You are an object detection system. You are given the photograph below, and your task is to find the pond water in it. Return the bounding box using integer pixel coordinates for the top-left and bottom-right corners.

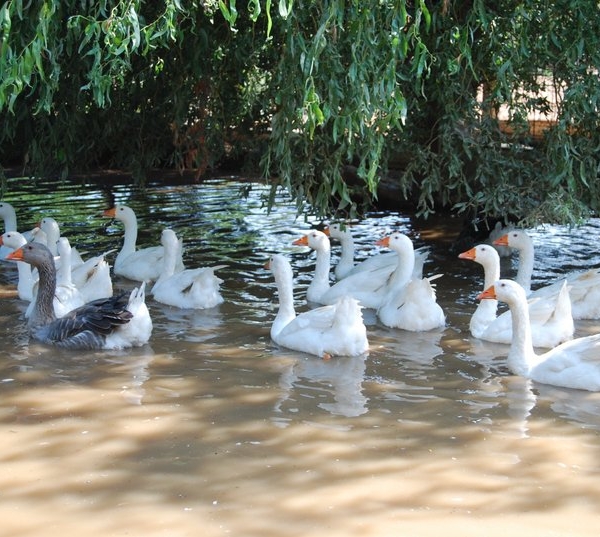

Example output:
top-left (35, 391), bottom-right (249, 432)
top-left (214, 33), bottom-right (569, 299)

top-left (1, 176), bottom-right (600, 537)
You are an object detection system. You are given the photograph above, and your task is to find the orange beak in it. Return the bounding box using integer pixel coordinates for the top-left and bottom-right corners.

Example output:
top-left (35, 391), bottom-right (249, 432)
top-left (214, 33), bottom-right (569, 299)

top-left (493, 234), bottom-right (509, 247)
top-left (103, 207), bottom-right (117, 218)
top-left (322, 227), bottom-right (330, 237)
top-left (292, 235), bottom-right (309, 246)
top-left (264, 259), bottom-right (271, 270)
top-left (477, 285), bottom-right (497, 300)
top-left (458, 247), bottom-right (477, 260)
top-left (375, 236), bottom-right (390, 247)
top-left (0, 236), bottom-right (3, 246)
top-left (6, 246), bottom-right (24, 261)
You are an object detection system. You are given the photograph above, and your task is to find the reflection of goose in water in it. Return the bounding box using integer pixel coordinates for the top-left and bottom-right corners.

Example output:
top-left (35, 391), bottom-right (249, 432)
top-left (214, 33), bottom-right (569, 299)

top-left (151, 301), bottom-right (224, 343)
top-left (377, 327), bottom-right (444, 365)
top-left (1, 342), bottom-right (155, 407)
top-left (464, 337), bottom-right (537, 439)
top-left (462, 352), bottom-right (600, 437)
top-left (450, 374), bottom-right (537, 440)
top-left (503, 376), bottom-right (537, 439)
top-left (115, 350), bottom-right (155, 405)
top-left (535, 383), bottom-right (600, 432)
top-left (464, 337), bottom-right (510, 369)
top-left (272, 353), bottom-right (368, 419)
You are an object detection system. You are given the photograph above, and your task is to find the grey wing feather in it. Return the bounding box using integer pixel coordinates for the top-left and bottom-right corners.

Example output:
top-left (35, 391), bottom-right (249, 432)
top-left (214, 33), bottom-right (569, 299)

top-left (38, 293), bottom-right (133, 347)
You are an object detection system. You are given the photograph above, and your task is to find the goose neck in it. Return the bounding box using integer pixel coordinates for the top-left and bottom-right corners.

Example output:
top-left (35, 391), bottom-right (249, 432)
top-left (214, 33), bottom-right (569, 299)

top-left (389, 246), bottom-right (414, 289)
top-left (506, 293), bottom-right (537, 376)
top-left (2, 211), bottom-right (17, 232)
top-left (30, 259), bottom-right (58, 328)
top-left (57, 249), bottom-right (72, 286)
top-left (337, 235), bottom-right (355, 268)
top-left (15, 261), bottom-right (34, 301)
top-left (120, 217), bottom-right (138, 255)
top-left (272, 269), bottom-right (296, 337)
top-left (313, 244), bottom-right (331, 287)
top-left (160, 243), bottom-right (178, 278)
top-left (481, 257), bottom-right (501, 290)
top-left (515, 242), bottom-right (534, 293)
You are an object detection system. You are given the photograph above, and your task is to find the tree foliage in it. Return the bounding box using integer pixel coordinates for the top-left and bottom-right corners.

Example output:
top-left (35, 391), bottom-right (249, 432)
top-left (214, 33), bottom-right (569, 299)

top-left (404, 0), bottom-right (600, 226)
top-left (0, 0), bottom-right (599, 225)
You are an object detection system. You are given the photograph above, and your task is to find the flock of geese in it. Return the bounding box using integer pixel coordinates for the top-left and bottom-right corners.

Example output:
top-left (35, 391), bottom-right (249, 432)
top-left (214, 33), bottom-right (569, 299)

top-left (2, 200), bottom-right (600, 392)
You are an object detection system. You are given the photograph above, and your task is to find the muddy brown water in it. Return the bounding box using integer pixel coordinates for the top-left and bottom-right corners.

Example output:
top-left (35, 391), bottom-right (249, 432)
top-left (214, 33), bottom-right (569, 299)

top-left (0, 176), bottom-right (599, 536)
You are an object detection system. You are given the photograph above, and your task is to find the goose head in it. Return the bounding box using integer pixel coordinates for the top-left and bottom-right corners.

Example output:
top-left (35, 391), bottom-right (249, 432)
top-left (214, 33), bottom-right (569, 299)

top-left (325, 223), bottom-right (351, 241)
top-left (6, 241), bottom-right (55, 268)
top-left (56, 236), bottom-right (72, 258)
top-left (477, 279), bottom-right (526, 305)
top-left (459, 244), bottom-right (499, 266)
top-left (493, 230), bottom-right (529, 250)
top-left (0, 202), bottom-right (17, 222)
top-left (265, 253), bottom-right (293, 281)
top-left (103, 204), bottom-right (137, 224)
top-left (375, 231), bottom-right (413, 254)
top-left (292, 230), bottom-right (330, 253)
top-left (0, 231), bottom-right (27, 250)
top-left (37, 218), bottom-right (61, 253)
top-left (161, 228), bottom-right (179, 251)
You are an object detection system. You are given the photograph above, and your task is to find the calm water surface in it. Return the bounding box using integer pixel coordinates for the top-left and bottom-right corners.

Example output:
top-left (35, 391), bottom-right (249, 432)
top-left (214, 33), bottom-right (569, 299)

top-left (1, 176), bottom-right (600, 537)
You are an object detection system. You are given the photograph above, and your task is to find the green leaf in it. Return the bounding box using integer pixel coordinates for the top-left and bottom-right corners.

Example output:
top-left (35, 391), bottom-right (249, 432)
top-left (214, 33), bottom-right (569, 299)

top-left (265, 0), bottom-right (273, 38)
top-left (279, 0), bottom-right (293, 19)
top-left (0, 3), bottom-right (11, 37)
top-left (129, 5), bottom-right (141, 49)
top-left (218, 0), bottom-right (238, 27)
top-left (419, 0), bottom-right (431, 31)
top-left (248, 0), bottom-right (261, 22)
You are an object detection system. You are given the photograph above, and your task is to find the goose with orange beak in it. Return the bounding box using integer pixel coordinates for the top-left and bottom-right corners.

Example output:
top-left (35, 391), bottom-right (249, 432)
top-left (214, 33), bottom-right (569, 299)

top-left (477, 279), bottom-right (600, 391)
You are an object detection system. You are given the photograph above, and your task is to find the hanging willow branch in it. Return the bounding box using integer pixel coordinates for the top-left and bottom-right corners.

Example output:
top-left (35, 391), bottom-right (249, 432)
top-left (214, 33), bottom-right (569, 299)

top-left (0, 1), bottom-right (599, 225)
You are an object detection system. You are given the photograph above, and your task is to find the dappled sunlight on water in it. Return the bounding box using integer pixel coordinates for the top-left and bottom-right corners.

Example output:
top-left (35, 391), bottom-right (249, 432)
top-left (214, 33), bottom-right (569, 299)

top-left (0, 177), bottom-right (600, 536)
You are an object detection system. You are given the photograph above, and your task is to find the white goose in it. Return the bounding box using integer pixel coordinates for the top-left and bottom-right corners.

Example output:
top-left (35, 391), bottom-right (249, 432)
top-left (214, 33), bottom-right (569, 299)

top-left (6, 242), bottom-right (152, 350)
top-left (266, 253), bottom-right (368, 359)
top-left (56, 237), bottom-right (113, 304)
top-left (459, 244), bottom-right (574, 347)
top-left (55, 237), bottom-right (86, 308)
top-left (25, 237), bottom-right (86, 318)
top-left (494, 229), bottom-right (600, 319)
top-left (292, 230), bottom-right (394, 308)
top-left (0, 201), bottom-right (33, 258)
top-left (487, 220), bottom-right (514, 257)
top-left (103, 205), bottom-right (184, 282)
top-left (151, 229), bottom-right (225, 309)
top-left (376, 232), bottom-right (445, 331)
top-left (0, 231), bottom-right (35, 300)
top-left (38, 217), bottom-right (84, 266)
top-left (325, 223), bottom-right (429, 280)
top-left (3, 232), bottom-right (107, 319)
top-left (70, 251), bottom-right (114, 303)
top-left (0, 201), bottom-right (19, 234)
top-left (39, 217), bottom-right (113, 300)
top-left (478, 279), bottom-right (600, 391)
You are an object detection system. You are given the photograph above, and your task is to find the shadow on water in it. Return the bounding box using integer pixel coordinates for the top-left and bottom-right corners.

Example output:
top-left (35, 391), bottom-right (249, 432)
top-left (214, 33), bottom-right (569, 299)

top-left (0, 177), bottom-right (600, 536)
